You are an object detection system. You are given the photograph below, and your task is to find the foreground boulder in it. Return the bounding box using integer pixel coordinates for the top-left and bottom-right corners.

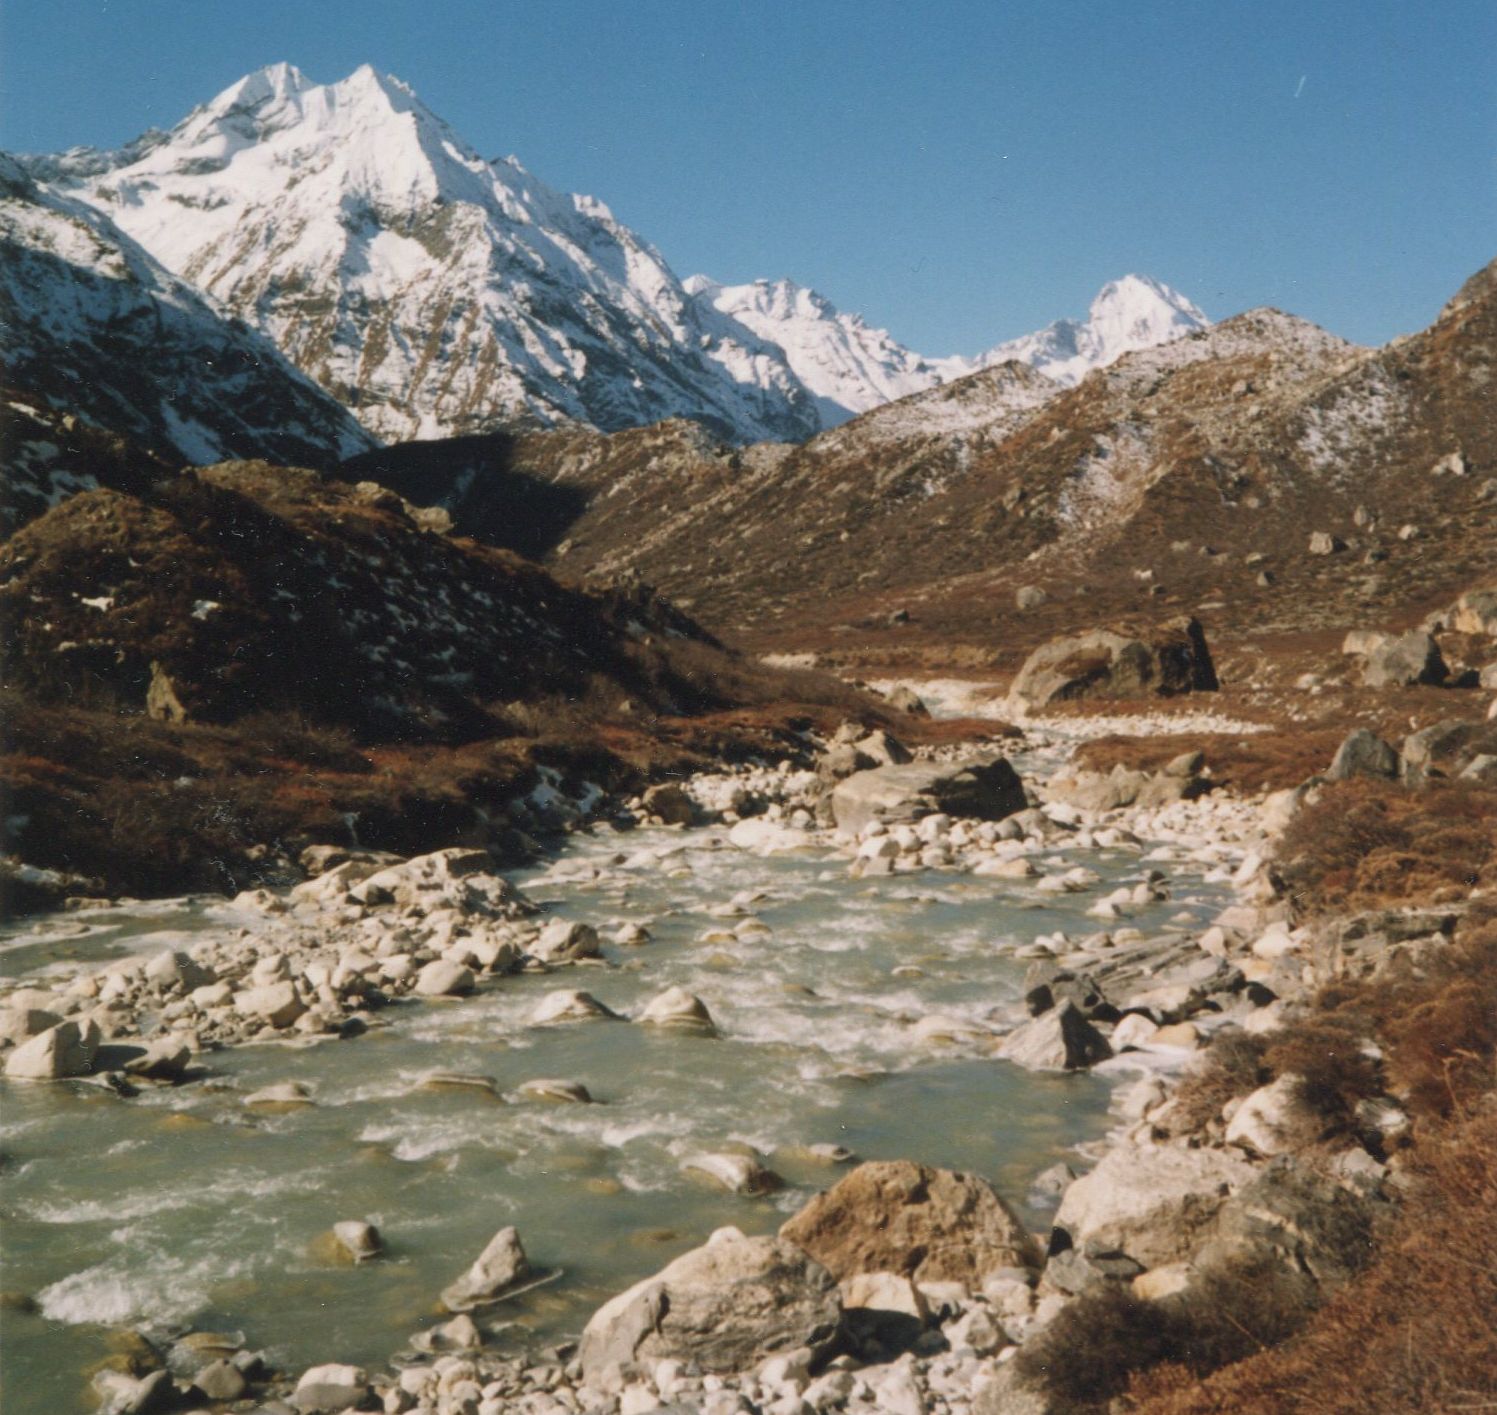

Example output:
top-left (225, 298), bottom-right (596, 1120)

top-left (779, 1160), bottom-right (1041, 1286)
top-left (1052, 1144), bottom-right (1257, 1269)
top-left (4, 1018), bottom-right (100, 1079)
top-left (831, 757), bottom-right (1027, 836)
top-left (1008, 616), bottom-right (1217, 711)
top-left (578, 1227), bottom-right (840, 1381)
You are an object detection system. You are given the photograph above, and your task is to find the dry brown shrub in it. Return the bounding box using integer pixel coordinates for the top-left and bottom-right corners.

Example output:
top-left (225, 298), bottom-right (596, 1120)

top-left (1158, 1029), bottom-right (1270, 1140)
top-left (1277, 777), bottom-right (1497, 916)
top-left (1262, 1017), bottom-right (1383, 1138)
top-left (1016, 1251), bottom-right (1317, 1412)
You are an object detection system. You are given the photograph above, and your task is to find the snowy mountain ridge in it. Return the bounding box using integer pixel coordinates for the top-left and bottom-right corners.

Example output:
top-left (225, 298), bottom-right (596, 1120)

top-left (0, 149), bottom-right (375, 477)
top-left (22, 63), bottom-right (1210, 444)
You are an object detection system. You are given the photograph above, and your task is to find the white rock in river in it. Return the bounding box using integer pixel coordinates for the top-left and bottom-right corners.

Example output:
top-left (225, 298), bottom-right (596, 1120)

top-left (414, 959), bottom-right (476, 997)
top-left (638, 986), bottom-right (717, 1033)
top-left (441, 1225), bottom-right (531, 1310)
top-left (332, 1220), bottom-right (383, 1262)
top-left (4, 1018), bottom-right (100, 1079)
top-left (518, 1077), bottom-right (594, 1104)
top-left (529, 990), bottom-right (618, 1025)
top-left (531, 919), bottom-right (601, 962)
top-left (681, 1151), bottom-right (783, 1195)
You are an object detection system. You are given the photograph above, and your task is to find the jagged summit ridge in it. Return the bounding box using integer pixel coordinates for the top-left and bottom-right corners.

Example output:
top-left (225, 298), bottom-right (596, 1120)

top-left (27, 64), bottom-right (822, 445)
top-left (687, 269), bottom-right (1210, 428)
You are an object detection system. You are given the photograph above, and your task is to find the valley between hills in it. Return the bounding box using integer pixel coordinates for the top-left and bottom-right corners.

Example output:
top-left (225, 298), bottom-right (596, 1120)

top-left (1, 61), bottom-right (1495, 1415)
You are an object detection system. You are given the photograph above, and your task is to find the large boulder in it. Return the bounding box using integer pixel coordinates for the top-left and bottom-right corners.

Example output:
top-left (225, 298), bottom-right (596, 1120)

top-left (1363, 631), bottom-right (1447, 688)
top-left (1008, 617), bottom-right (1217, 711)
top-left (779, 1160), bottom-right (1041, 1286)
top-left (998, 1002), bottom-right (1113, 1072)
top-left (1326, 729), bottom-right (1400, 781)
top-left (441, 1226), bottom-right (531, 1311)
top-left (831, 757), bottom-right (1026, 836)
top-left (4, 1018), bottom-right (100, 1079)
top-left (578, 1227), bottom-right (840, 1381)
top-left (1052, 1144), bottom-right (1257, 1268)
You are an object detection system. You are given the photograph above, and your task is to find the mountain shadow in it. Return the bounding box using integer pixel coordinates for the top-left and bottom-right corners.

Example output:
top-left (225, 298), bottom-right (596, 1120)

top-left (340, 432), bottom-right (592, 559)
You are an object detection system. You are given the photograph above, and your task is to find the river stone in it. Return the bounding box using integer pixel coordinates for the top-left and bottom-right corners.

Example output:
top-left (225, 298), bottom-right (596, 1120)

top-left (4, 1018), bottom-right (100, 1079)
top-left (518, 1077), bottom-right (593, 1104)
top-left (442, 1225), bottom-right (531, 1310)
top-left (642, 783), bottom-right (697, 825)
top-left (244, 1081), bottom-right (313, 1108)
top-left (192, 1358), bottom-right (247, 1401)
top-left (1326, 729), bottom-right (1400, 781)
top-left (997, 1002), bottom-right (1112, 1071)
top-left (831, 757), bottom-right (1027, 836)
top-left (1223, 1075), bottom-right (1313, 1157)
top-left (529, 990), bottom-right (618, 1025)
top-left (681, 1151), bottom-right (783, 1195)
top-left (531, 919), bottom-right (602, 963)
top-left (143, 949), bottom-right (214, 993)
top-left (579, 1227), bottom-right (841, 1380)
top-left (293, 1362), bottom-right (369, 1412)
top-left (1363, 631), bottom-right (1447, 688)
top-left (1007, 616), bottom-right (1218, 710)
top-left (1052, 1143), bottom-right (1257, 1268)
top-left (332, 1220), bottom-right (383, 1262)
top-left (414, 959), bottom-right (476, 996)
top-left (638, 986), bottom-right (716, 1033)
top-left (236, 981), bottom-right (307, 1028)
top-left (779, 1160), bottom-right (1041, 1286)
top-left (121, 1036), bottom-right (191, 1082)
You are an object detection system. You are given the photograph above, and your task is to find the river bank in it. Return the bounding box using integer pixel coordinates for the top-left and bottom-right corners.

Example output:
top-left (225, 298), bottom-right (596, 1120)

top-left (0, 704), bottom-right (1482, 1414)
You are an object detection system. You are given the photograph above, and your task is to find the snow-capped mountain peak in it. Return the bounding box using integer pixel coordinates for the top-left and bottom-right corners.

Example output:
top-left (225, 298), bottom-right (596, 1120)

top-left (963, 274), bottom-right (1210, 387)
top-left (27, 65), bottom-right (820, 444)
top-left (687, 275), bottom-right (939, 427)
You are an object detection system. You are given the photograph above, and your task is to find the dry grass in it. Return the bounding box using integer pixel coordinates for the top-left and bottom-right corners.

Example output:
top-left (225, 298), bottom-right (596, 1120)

top-left (1277, 778), bottom-right (1497, 917)
top-left (1015, 1251), bottom-right (1318, 1412)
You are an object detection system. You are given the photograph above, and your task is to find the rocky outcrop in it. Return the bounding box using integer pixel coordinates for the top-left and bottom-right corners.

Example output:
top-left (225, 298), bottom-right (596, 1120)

top-left (1326, 728), bottom-right (1400, 781)
top-left (1363, 631), bottom-right (1447, 688)
top-left (578, 1227), bottom-right (841, 1380)
top-left (779, 1160), bottom-right (1041, 1286)
top-left (1007, 617), bottom-right (1218, 711)
top-left (1051, 1144), bottom-right (1258, 1269)
top-left (830, 757), bottom-right (1027, 835)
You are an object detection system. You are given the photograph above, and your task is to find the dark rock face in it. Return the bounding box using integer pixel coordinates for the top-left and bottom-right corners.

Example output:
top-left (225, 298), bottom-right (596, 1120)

top-left (829, 757), bottom-right (1027, 835)
top-left (778, 1160), bottom-right (1041, 1287)
top-left (1008, 617), bottom-right (1218, 710)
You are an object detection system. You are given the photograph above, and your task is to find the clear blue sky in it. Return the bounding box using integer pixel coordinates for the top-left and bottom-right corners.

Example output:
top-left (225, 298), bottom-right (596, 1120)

top-left (2, 1), bottom-right (1492, 352)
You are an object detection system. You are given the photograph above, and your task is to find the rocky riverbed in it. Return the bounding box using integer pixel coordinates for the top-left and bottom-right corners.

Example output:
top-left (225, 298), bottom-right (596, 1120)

top-left (2, 707), bottom-right (1424, 1415)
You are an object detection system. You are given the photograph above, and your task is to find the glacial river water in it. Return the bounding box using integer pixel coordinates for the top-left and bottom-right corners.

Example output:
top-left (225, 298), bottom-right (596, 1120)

top-left (0, 807), bottom-right (1232, 1414)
